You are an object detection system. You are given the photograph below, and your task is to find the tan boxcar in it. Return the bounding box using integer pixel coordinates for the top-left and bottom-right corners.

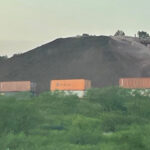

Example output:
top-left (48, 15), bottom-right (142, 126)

top-left (0, 81), bottom-right (33, 92)
top-left (119, 78), bottom-right (150, 89)
top-left (50, 79), bottom-right (91, 91)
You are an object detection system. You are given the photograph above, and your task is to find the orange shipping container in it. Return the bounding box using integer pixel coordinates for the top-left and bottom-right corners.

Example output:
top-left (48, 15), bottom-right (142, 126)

top-left (50, 79), bottom-right (91, 91)
top-left (119, 78), bottom-right (150, 89)
top-left (0, 81), bottom-right (33, 92)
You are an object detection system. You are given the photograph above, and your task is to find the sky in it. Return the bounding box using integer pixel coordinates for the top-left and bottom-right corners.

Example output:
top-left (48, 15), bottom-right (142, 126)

top-left (0, 0), bottom-right (150, 56)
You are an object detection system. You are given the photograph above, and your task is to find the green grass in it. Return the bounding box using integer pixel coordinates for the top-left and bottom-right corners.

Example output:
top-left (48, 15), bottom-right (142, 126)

top-left (0, 87), bottom-right (150, 150)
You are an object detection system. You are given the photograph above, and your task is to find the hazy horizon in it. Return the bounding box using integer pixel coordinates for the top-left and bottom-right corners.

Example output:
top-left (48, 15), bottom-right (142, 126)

top-left (0, 0), bottom-right (150, 56)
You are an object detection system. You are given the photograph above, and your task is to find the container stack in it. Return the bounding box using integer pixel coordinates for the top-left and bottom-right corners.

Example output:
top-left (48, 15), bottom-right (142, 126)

top-left (0, 81), bottom-right (36, 95)
top-left (119, 78), bottom-right (150, 89)
top-left (50, 79), bottom-right (91, 97)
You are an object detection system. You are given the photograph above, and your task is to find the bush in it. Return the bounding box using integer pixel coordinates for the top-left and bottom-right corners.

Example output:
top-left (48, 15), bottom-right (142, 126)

top-left (0, 98), bottom-right (41, 134)
top-left (0, 55), bottom-right (8, 62)
top-left (1, 87), bottom-right (150, 149)
top-left (68, 115), bottom-right (102, 145)
top-left (138, 31), bottom-right (150, 39)
top-left (114, 30), bottom-right (125, 36)
top-left (86, 87), bottom-right (127, 112)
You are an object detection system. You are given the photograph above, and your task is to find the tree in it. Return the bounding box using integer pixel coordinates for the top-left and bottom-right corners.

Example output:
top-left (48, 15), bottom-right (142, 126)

top-left (114, 30), bottom-right (125, 36)
top-left (138, 31), bottom-right (150, 39)
top-left (0, 55), bottom-right (8, 62)
top-left (82, 33), bottom-right (90, 37)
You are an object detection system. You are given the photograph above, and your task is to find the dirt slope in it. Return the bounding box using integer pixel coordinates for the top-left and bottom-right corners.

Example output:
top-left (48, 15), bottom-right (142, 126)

top-left (0, 35), bottom-right (150, 92)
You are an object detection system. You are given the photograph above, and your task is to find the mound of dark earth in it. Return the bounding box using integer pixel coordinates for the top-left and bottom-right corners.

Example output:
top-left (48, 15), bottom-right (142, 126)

top-left (0, 36), bottom-right (150, 92)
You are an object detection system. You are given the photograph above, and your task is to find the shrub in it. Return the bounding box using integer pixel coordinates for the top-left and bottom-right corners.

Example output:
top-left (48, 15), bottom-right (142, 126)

top-left (68, 115), bottom-right (102, 145)
top-left (0, 98), bottom-right (41, 134)
top-left (86, 87), bottom-right (127, 112)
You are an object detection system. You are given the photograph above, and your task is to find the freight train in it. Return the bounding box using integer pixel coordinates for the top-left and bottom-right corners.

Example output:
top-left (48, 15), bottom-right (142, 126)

top-left (0, 79), bottom-right (91, 97)
top-left (1, 78), bottom-right (150, 97)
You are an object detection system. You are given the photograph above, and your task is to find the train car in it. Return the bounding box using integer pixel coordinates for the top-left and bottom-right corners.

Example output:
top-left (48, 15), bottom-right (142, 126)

top-left (0, 81), bottom-right (36, 93)
top-left (119, 78), bottom-right (150, 89)
top-left (50, 79), bottom-right (91, 97)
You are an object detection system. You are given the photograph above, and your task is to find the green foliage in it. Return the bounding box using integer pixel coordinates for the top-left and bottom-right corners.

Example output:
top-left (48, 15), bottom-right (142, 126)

top-left (68, 115), bottom-right (101, 145)
top-left (86, 87), bottom-right (127, 111)
top-left (0, 55), bottom-right (8, 62)
top-left (138, 31), bottom-right (150, 39)
top-left (0, 97), bottom-right (41, 134)
top-left (114, 30), bottom-right (125, 36)
top-left (0, 87), bottom-right (150, 149)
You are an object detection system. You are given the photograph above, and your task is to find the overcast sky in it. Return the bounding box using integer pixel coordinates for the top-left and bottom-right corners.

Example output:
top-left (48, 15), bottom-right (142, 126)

top-left (0, 0), bottom-right (150, 56)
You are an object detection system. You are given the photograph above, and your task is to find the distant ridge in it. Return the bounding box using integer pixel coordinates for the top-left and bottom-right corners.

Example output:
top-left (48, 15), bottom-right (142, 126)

top-left (0, 35), bottom-right (150, 92)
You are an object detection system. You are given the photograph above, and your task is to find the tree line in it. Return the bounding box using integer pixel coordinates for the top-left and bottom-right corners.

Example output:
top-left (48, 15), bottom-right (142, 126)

top-left (114, 30), bottom-right (150, 39)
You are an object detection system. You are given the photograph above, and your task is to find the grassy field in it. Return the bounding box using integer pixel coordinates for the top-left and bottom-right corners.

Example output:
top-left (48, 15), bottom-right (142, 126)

top-left (0, 87), bottom-right (150, 150)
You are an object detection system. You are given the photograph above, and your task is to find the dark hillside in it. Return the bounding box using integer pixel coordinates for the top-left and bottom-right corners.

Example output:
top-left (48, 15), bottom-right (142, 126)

top-left (0, 36), bottom-right (150, 92)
